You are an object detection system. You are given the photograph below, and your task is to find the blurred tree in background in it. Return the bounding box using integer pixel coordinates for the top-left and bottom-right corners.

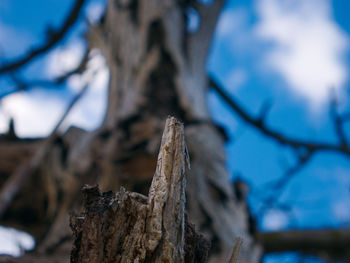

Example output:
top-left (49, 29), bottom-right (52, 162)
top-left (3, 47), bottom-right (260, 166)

top-left (0, 0), bottom-right (350, 262)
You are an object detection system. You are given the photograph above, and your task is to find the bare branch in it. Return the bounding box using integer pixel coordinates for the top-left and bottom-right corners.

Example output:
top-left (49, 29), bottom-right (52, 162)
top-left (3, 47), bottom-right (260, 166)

top-left (209, 75), bottom-right (350, 156)
top-left (1, 49), bottom-right (89, 100)
top-left (330, 91), bottom-right (349, 147)
top-left (0, 0), bottom-right (87, 74)
top-left (269, 148), bottom-right (313, 191)
top-left (257, 150), bottom-right (313, 213)
top-left (187, 0), bottom-right (226, 70)
top-left (0, 83), bottom-right (89, 217)
top-left (259, 229), bottom-right (350, 262)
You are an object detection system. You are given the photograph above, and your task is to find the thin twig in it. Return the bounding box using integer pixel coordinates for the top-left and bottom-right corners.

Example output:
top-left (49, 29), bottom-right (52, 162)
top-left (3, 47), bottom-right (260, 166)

top-left (209, 75), bottom-right (350, 156)
top-left (3, 49), bottom-right (89, 99)
top-left (259, 229), bottom-right (350, 262)
top-left (330, 91), bottom-right (349, 147)
top-left (1, 48), bottom-right (89, 102)
top-left (257, 150), bottom-right (313, 213)
top-left (0, 0), bottom-right (87, 74)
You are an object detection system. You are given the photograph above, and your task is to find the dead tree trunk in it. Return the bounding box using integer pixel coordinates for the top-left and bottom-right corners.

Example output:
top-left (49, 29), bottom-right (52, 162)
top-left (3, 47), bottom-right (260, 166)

top-left (70, 117), bottom-right (210, 263)
top-left (93, 1), bottom-right (261, 261)
top-left (0, 1), bottom-right (261, 262)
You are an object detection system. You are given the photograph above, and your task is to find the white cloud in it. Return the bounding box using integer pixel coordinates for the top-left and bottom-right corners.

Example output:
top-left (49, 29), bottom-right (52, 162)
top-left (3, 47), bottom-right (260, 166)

top-left (0, 50), bottom-right (109, 137)
top-left (67, 49), bottom-right (107, 92)
top-left (262, 209), bottom-right (289, 230)
top-left (1, 89), bottom-right (66, 137)
top-left (0, 226), bottom-right (35, 257)
top-left (255, 0), bottom-right (349, 109)
top-left (0, 104), bottom-right (10, 133)
top-left (86, 2), bottom-right (105, 25)
top-left (62, 51), bottom-right (109, 131)
top-left (46, 40), bottom-right (86, 78)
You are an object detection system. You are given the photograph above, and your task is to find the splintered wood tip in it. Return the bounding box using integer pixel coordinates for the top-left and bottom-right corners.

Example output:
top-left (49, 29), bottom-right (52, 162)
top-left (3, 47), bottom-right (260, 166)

top-left (229, 237), bottom-right (244, 263)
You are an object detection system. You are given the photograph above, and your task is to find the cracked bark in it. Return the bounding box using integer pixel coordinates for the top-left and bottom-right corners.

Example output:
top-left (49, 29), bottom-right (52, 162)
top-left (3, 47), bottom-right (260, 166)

top-left (70, 117), bottom-right (209, 263)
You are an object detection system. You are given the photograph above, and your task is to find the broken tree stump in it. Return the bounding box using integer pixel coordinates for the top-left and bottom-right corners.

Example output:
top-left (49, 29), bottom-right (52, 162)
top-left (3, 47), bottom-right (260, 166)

top-left (70, 117), bottom-right (210, 263)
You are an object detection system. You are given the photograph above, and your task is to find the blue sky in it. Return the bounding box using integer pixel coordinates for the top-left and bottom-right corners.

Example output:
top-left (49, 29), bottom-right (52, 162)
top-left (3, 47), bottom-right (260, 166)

top-left (0, 0), bottom-right (350, 261)
top-left (0, 0), bottom-right (108, 135)
top-left (208, 0), bottom-right (350, 230)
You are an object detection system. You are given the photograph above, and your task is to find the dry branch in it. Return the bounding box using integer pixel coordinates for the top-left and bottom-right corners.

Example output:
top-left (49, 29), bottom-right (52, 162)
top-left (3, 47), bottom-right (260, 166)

top-left (209, 75), bottom-right (350, 157)
top-left (3, 49), bottom-right (89, 98)
top-left (259, 229), bottom-right (350, 262)
top-left (0, 84), bottom-right (89, 217)
top-left (0, 0), bottom-right (87, 74)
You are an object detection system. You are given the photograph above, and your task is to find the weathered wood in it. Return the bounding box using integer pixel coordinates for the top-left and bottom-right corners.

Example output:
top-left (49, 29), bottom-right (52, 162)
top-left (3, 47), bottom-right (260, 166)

top-left (94, 1), bottom-right (261, 261)
top-left (0, 139), bottom-right (41, 178)
top-left (70, 117), bottom-right (209, 263)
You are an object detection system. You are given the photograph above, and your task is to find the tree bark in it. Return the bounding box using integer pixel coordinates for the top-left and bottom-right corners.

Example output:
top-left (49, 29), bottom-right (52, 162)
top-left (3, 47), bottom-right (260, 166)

top-left (70, 117), bottom-right (210, 263)
top-left (92, 1), bottom-right (261, 261)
